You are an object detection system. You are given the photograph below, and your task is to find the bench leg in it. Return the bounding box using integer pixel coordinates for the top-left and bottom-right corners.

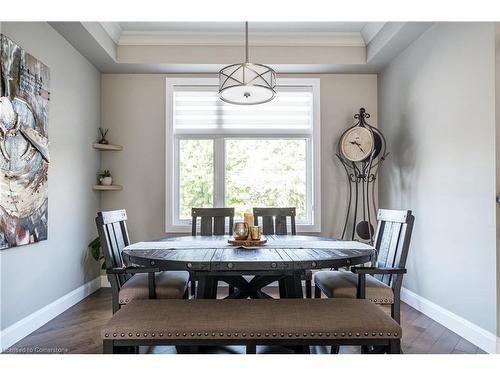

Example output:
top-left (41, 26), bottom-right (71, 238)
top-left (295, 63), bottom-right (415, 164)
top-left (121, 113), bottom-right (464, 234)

top-left (330, 345), bottom-right (340, 354)
top-left (246, 344), bottom-right (256, 354)
top-left (389, 339), bottom-right (401, 354)
top-left (103, 340), bottom-right (114, 354)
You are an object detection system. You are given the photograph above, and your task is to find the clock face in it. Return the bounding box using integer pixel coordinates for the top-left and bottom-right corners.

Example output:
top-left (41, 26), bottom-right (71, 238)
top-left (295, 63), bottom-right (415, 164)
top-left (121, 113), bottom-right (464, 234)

top-left (340, 127), bottom-right (374, 162)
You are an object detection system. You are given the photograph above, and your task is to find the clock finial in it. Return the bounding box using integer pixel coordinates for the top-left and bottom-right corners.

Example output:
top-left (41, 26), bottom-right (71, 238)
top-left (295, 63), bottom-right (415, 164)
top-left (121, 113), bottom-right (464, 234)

top-left (354, 107), bottom-right (370, 126)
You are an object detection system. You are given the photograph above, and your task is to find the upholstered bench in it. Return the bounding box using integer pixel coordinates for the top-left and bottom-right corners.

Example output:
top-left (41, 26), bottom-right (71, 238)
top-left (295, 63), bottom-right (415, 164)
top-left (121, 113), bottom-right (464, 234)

top-left (101, 298), bottom-right (402, 354)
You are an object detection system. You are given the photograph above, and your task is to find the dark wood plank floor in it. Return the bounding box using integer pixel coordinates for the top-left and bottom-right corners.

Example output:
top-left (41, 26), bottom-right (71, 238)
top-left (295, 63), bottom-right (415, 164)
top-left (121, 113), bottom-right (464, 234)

top-left (5, 287), bottom-right (485, 354)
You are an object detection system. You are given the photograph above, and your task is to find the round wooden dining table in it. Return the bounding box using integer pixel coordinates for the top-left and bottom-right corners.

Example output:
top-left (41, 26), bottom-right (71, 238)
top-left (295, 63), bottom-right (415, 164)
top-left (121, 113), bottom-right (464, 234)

top-left (123, 235), bottom-right (375, 299)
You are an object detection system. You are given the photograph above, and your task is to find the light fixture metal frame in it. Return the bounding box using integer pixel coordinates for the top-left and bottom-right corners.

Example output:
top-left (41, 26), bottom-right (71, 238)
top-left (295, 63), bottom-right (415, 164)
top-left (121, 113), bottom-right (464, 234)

top-left (218, 22), bottom-right (276, 105)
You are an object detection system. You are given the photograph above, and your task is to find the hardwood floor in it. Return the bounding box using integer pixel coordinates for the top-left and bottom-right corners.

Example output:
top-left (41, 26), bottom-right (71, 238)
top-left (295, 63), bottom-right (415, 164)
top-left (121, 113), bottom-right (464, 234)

top-left (4, 288), bottom-right (485, 354)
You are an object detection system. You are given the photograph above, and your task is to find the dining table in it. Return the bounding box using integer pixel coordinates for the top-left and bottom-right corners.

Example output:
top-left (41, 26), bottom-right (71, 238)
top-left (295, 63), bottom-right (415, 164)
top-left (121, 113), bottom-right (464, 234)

top-left (122, 235), bottom-right (375, 300)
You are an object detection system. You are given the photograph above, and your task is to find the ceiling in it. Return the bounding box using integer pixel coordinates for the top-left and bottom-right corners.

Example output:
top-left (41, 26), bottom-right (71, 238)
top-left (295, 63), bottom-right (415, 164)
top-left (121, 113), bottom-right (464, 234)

top-left (50, 22), bottom-right (434, 74)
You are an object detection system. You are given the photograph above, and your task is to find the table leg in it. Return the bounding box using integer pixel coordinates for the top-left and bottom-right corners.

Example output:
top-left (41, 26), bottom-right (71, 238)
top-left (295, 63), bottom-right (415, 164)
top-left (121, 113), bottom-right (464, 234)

top-left (196, 276), bottom-right (218, 299)
top-left (282, 273), bottom-right (304, 299)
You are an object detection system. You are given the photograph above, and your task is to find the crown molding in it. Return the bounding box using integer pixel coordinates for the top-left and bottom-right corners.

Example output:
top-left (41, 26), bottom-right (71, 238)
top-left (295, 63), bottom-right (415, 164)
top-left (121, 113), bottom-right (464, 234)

top-left (100, 22), bottom-right (122, 44)
top-left (361, 22), bottom-right (386, 44)
top-left (117, 30), bottom-right (366, 47)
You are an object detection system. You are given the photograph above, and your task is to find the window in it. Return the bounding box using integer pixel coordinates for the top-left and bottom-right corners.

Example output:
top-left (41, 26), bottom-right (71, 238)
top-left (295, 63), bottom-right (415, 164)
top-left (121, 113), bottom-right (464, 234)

top-left (166, 77), bottom-right (321, 232)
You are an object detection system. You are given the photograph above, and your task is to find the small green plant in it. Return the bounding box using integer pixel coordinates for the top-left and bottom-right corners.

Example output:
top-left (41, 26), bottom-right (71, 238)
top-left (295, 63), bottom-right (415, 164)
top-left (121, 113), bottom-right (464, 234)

top-left (97, 170), bottom-right (112, 178)
top-left (88, 237), bottom-right (106, 269)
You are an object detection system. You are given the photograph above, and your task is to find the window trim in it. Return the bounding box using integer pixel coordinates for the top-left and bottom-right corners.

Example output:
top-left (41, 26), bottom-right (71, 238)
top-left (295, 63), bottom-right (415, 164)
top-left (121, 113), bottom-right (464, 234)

top-left (165, 77), bottom-right (321, 233)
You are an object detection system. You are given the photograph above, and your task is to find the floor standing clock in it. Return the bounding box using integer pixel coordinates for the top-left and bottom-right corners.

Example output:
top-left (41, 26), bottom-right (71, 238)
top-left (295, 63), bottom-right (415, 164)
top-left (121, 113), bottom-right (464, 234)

top-left (337, 108), bottom-right (388, 243)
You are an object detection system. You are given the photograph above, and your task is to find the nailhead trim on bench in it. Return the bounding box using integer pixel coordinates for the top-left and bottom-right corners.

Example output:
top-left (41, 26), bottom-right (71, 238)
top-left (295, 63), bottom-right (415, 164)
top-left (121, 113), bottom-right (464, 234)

top-left (103, 331), bottom-right (400, 338)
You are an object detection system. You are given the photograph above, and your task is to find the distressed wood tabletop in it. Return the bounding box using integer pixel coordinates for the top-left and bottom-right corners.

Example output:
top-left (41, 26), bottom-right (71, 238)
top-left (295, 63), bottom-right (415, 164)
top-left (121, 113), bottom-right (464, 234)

top-left (123, 235), bottom-right (375, 273)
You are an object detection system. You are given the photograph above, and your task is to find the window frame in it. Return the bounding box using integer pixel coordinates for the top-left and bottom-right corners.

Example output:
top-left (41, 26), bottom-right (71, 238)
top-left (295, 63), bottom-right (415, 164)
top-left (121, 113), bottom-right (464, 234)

top-left (166, 77), bottom-right (321, 233)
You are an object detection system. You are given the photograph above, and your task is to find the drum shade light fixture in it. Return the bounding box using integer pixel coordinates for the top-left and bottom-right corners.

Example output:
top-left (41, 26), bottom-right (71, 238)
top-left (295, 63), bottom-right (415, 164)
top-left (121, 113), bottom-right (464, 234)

top-left (218, 22), bottom-right (276, 105)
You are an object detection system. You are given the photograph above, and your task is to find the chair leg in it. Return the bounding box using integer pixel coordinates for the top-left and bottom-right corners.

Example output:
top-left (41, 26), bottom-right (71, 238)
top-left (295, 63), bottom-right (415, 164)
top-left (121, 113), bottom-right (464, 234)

top-left (305, 279), bottom-right (312, 298)
top-left (314, 285), bottom-right (322, 298)
top-left (112, 295), bottom-right (120, 314)
top-left (391, 303), bottom-right (401, 324)
top-left (330, 345), bottom-right (340, 354)
top-left (190, 280), bottom-right (196, 298)
top-left (278, 279), bottom-right (286, 298)
top-left (176, 345), bottom-right (195, 354)
top-left (361, 345), bottom-right (372, 354)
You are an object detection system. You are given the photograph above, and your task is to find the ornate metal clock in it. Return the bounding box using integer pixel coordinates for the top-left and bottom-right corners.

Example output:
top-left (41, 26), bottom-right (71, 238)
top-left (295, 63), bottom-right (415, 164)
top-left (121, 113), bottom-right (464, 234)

top-left (337, 108), bottom-right (388, 243)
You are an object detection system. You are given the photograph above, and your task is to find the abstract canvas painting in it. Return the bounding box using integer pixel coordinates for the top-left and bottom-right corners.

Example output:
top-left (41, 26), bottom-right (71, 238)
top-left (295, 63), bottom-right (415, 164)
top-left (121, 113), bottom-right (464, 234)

top-left (0, 34), bottom-right (50, 249)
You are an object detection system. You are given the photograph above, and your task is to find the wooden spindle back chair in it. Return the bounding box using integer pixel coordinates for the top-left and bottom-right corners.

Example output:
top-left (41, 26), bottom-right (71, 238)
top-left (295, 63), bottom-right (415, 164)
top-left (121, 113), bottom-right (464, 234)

top-left (252, 207), bottom-right (296, 235)
top-left (191, 208), bottom-right (235, 236)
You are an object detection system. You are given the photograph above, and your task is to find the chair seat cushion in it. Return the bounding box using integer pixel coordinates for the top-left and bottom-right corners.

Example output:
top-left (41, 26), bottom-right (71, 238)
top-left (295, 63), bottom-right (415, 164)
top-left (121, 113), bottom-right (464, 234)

top-left (314, 270), bottom-right (394, 304)
top-left (119, 271), bottom-right (189, 304)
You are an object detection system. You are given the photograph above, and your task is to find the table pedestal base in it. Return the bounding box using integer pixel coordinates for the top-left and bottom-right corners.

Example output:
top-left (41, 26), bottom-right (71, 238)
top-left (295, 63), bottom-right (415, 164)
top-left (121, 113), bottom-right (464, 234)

top-left (196, 273), bottom-right (304, 299)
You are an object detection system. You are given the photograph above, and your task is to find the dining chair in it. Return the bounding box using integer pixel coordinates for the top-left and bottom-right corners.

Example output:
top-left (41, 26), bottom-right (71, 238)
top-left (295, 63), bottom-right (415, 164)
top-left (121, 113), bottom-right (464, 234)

top-left (252, 207), bottom-right (313, 298)
top-left (253, 207), bottom-right (296, 235)
top-left (314, 209), bottom-right (415, 324)
top-left (96, 209), bottom-right (190, 314)
top-left (191, 207), bottom-right (235, 297)
top-left (191, 207), bottom-right (235, 236)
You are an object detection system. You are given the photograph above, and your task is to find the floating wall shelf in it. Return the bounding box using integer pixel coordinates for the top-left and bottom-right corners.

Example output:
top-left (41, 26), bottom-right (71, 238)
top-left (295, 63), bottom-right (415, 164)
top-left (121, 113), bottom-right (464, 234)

top-left (93, 185), bottom-right (123, 191)
top-left (93, 141), bottom-right (123, 191)
top-left (93, 143), bottom-right (123, 151)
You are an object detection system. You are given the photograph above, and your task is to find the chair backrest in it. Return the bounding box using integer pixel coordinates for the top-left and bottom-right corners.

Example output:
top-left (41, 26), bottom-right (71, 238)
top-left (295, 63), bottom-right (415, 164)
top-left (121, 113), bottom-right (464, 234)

top-left (95, 209), bottom-right (131, 289)
top-left (191, 208), bottom-right (235, 236)
top-left (373, 209), bottom-right (415, 288)
top-left (253, 207), bottom-right (297, 235)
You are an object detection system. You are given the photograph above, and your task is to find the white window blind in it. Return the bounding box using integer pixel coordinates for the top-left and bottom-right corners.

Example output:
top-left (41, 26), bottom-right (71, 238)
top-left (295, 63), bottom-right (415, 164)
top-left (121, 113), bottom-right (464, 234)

top-left (173, 87), bottom-right (313, 133)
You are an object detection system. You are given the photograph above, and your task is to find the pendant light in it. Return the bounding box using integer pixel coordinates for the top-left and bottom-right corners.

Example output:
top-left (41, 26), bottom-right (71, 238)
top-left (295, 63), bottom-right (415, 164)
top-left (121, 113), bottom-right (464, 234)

top-left (218, 22), bottom-right (276, 105)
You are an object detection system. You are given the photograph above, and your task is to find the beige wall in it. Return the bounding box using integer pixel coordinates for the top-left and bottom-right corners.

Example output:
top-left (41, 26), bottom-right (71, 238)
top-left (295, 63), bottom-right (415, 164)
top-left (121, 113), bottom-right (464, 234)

top-left (379, 23), bottom-right (497, 338)
top-left (0, 23), bottom-right (101, 331)
top-left (117, 45), bottom-right (366, 65)
top-left (100, 73), bottom-right (377, 241)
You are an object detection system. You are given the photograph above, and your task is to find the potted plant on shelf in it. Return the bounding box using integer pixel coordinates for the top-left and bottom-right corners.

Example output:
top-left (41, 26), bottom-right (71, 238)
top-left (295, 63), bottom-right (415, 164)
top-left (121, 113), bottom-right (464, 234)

top-left (98, 170), bottom-right (113, 185)
top-left (98, 127), bottom-right (109, 144)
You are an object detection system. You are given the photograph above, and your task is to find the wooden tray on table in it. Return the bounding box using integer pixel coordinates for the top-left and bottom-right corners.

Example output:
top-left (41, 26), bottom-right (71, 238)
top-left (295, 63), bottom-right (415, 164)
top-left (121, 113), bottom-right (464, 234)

top-left (227, 239), bottom-right (267, 249)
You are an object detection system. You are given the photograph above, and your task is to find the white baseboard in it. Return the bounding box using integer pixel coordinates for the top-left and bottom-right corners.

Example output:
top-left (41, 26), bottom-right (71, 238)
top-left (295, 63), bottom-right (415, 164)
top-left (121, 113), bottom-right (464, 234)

top-left (0, 277), bottom-right (101, 352)
top-left (401, 287), bottom-right (499, 354)
top-left (100, 275), bottom-right (110, 288)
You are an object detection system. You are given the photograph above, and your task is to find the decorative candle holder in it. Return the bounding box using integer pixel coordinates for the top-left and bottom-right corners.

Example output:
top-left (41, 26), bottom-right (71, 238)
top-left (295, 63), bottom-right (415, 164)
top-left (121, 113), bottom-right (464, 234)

top-left (250, 226), bottom-right (261, 240)
top-left (233, 222), bottom-right (249, 240)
